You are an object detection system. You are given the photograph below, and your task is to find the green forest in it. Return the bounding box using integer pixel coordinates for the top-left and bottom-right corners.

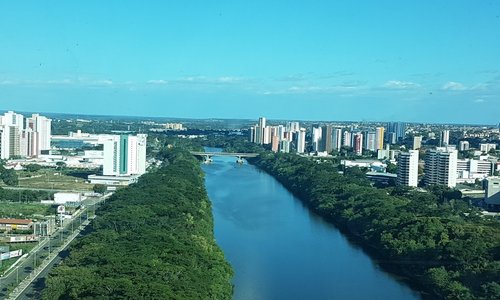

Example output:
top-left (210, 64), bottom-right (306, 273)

top-left (42, 147), bottom-right (233, 299)
top-left (251, 152), bottom-right (500, 300)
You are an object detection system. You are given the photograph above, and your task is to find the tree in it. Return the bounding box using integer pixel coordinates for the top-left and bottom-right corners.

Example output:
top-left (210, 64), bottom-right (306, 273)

top-left (55, 162), bottom-right (67, 170)
top-left (0, 169), bottom-right (18, 186)
top-left (386, 162), bottom-right (397, 174)
top-left (25, 164), bottom-right (43, 172)
top-left (93, 184), bottom-right (107, 194)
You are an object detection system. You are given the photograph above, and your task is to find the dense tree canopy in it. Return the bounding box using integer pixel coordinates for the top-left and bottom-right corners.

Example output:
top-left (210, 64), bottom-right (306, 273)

top-left (43, 148), bottom-right (233, 299)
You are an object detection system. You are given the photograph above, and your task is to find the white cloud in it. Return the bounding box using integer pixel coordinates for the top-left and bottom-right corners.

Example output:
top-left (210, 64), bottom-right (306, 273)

top-left (383, 80), bottom-right (420, 89)
top-left (216, 76), bottom-right (243, 83)
top-left (0, 80), bottom-right (16, 85)
top-left (176, 76), bottom-right (245, 84)
top-left (93, 79), bottom-right (113, 85)
top-left (474, 98), bottom-right (486, 103)
top-left (46, 79), bottom-right (73, 84)
top-left (260, 84), bottom-right (366, 95)
top-left (442, 81), bottom-right (466, 91)
top-left (147, 79), bottom-right (168, 85)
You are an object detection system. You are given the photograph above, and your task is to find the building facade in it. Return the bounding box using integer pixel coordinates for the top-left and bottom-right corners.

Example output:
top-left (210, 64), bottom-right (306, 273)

top-left (424, 148), bottom-right (458, 187)
top-left (103, 134), bottom-right (147, 176)
top-left (397, 150), bottom-right (419, 187)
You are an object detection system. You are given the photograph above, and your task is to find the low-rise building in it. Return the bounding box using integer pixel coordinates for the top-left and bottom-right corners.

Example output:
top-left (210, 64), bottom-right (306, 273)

top-left (0, 218), bottom-right (33, 231)
top-left (88, 174), bottom-right (139, 186)
top-left (54, 192), bottom-right (83, 206)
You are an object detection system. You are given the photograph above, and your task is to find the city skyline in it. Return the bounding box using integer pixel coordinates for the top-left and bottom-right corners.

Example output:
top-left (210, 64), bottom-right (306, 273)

top-left (1, 1), bottom-right (500, 123)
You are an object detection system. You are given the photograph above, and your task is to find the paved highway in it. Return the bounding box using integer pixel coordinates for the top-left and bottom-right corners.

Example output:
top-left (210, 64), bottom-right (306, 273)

top-left (0, 193), bottom-right (110, 300)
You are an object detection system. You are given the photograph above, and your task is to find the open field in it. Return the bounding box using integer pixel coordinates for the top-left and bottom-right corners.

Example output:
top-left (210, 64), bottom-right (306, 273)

top-left (0, 202), bottom-right (54, 219)
top-left (11, 169), bottom-right (94, 191)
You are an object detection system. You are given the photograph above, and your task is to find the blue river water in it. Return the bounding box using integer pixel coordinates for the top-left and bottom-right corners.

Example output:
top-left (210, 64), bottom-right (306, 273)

top-left (202, 151), bottom-right (421, 300)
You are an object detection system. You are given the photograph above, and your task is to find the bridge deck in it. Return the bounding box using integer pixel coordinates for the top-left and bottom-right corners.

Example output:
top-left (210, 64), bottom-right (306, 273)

top-left (190, 151), bottom-right (259, 158)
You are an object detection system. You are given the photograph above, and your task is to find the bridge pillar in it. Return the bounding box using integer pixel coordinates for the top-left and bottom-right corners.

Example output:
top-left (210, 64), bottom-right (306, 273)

top-left (204, 155), bottom-right (213, 164)
top-left (236, 156), bottom-right (244, 164)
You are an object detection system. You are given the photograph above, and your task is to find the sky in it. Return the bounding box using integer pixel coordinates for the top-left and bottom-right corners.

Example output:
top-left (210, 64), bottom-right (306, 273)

top-left (1, 1), bottom-right (499, 124)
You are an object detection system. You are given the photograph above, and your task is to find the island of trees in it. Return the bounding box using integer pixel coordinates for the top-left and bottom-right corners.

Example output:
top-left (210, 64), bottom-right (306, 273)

top-left (42, 147), bottom-right (233, 299)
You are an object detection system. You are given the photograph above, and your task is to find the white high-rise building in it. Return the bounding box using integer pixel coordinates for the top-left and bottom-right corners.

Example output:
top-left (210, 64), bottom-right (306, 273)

top-left (311, 126), bottom-right (322, 152)
top-left (440, 130), bottom-right (450, 147)
top-left (258, 117), bottom-right (266, 145)
top-left (332, 128), bottom-right (342, 151)
top-left (397, 150), bottom-right (419, 187)
top-left (459, 141), bottom-right (470, 151)
top-left (0, 125), bottom-right (10, 159)
top-left (479, 143), bottom-right (496, 153)
top-left (2, 111), bottom-right (24, 135)
top-left (249, 126), bottom-right (255, 143)
top-left (296, 128), bottom-right (306, 154)
top-left (343, 131), bottom-right (352, 147)
top-left (0, 111), bottom-right (24, 158)
top-left (364, 131), bottom-right (376, 151)
top-left (263, 126), bottom-right (272, 145)
top-left (424, 148), bottom-right (458, 188)
top-left (103, 134), bottom-right (147, 176)
top-left (286, 122), bottom-right (300, 133)
top-left (26, 114), bottom-right (52, 155)
top-left (485, 177), bottom-right (500, 206)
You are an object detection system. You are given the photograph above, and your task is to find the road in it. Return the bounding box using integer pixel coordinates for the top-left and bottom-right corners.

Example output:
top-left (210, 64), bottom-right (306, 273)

top-left (0, 193), bottom-right (111, 300)
top-left (1, 186), bottom-right (91, 194)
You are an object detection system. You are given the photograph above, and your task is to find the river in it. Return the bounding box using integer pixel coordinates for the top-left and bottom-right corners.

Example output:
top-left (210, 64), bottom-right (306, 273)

top-left (202, 150), bottom-right (421, 300)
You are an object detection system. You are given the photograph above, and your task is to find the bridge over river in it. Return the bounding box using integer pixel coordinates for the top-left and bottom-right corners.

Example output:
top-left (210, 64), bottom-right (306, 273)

top-left (190, 151), bottom-right (259, 163)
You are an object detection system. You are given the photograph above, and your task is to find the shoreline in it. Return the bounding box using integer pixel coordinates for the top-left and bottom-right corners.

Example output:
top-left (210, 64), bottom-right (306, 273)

top-left (248, 158), bottom-right (441, 300)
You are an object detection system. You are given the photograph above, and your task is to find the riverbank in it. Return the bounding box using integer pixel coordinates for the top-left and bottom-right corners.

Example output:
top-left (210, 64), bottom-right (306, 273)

top-left (41, 148), bottom-right (233, 299)
top-left (249, 152), bottom-right (499, 300)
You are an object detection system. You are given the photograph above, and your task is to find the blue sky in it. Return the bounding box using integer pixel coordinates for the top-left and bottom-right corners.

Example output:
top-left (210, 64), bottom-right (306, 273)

top-left (1, 1), bottom-right (499, 123)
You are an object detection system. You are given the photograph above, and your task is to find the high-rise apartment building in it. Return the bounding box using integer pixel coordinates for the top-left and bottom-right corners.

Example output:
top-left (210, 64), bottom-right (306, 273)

top-left (413, 136), bottom-right (423, 150)
top-left (103, 134), bottom-right (147, 176)
top-left (440, 130), bottom-right (450, 147)
top-left (263, 126), bottom-right (272, 145)
top-left (26, 114), bottom-right (52, 154)
top-left (0, 111), bottom-right (51, 159)
top-left (375, 127), bottom-right (385, 150)
top-left (321, 125), bottom-right (333, 153)
top-left (343, 131), bottom-right (352, 147)
top-left (424, 148), bottom-right (458, 188)
top-left (459, 141), bottom-right (470, 151)
top-left (249, 117), bottom-right (267, 144)
top-left (296, 128), bottom-right (306, 154)
top-left (479, 143), bottom-right (496, 153)
top-left (353, 133), bottom-right (363, 155)
top-left (0, 125), bottom-right (9, 159)
top-left (397, 150), bottom-right (419, 187)
top-left (311, 126), bottom-right (322, 152)
top-left (387, 122), bottom-right (406, 143)
top-left (364, 131), bottom-right (376, 151)
top-left (279, 140), bottom-right (290, 153)
top-left (271, 136), bottom-right (279, 153)
top-left (485, 177), bottom-right (500, 206)
top-left (249, 126), bottom-right (255, 143)
top-left (332, 128), bottom-right (342, 151)
top-left (0, 111), bottom-right (24, 158)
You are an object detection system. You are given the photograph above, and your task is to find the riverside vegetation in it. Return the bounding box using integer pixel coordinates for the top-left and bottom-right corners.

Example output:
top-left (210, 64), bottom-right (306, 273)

top-left (251, 152), bottom-right (499, 300)
top-left (42, 147), bottom-right (233, 299)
